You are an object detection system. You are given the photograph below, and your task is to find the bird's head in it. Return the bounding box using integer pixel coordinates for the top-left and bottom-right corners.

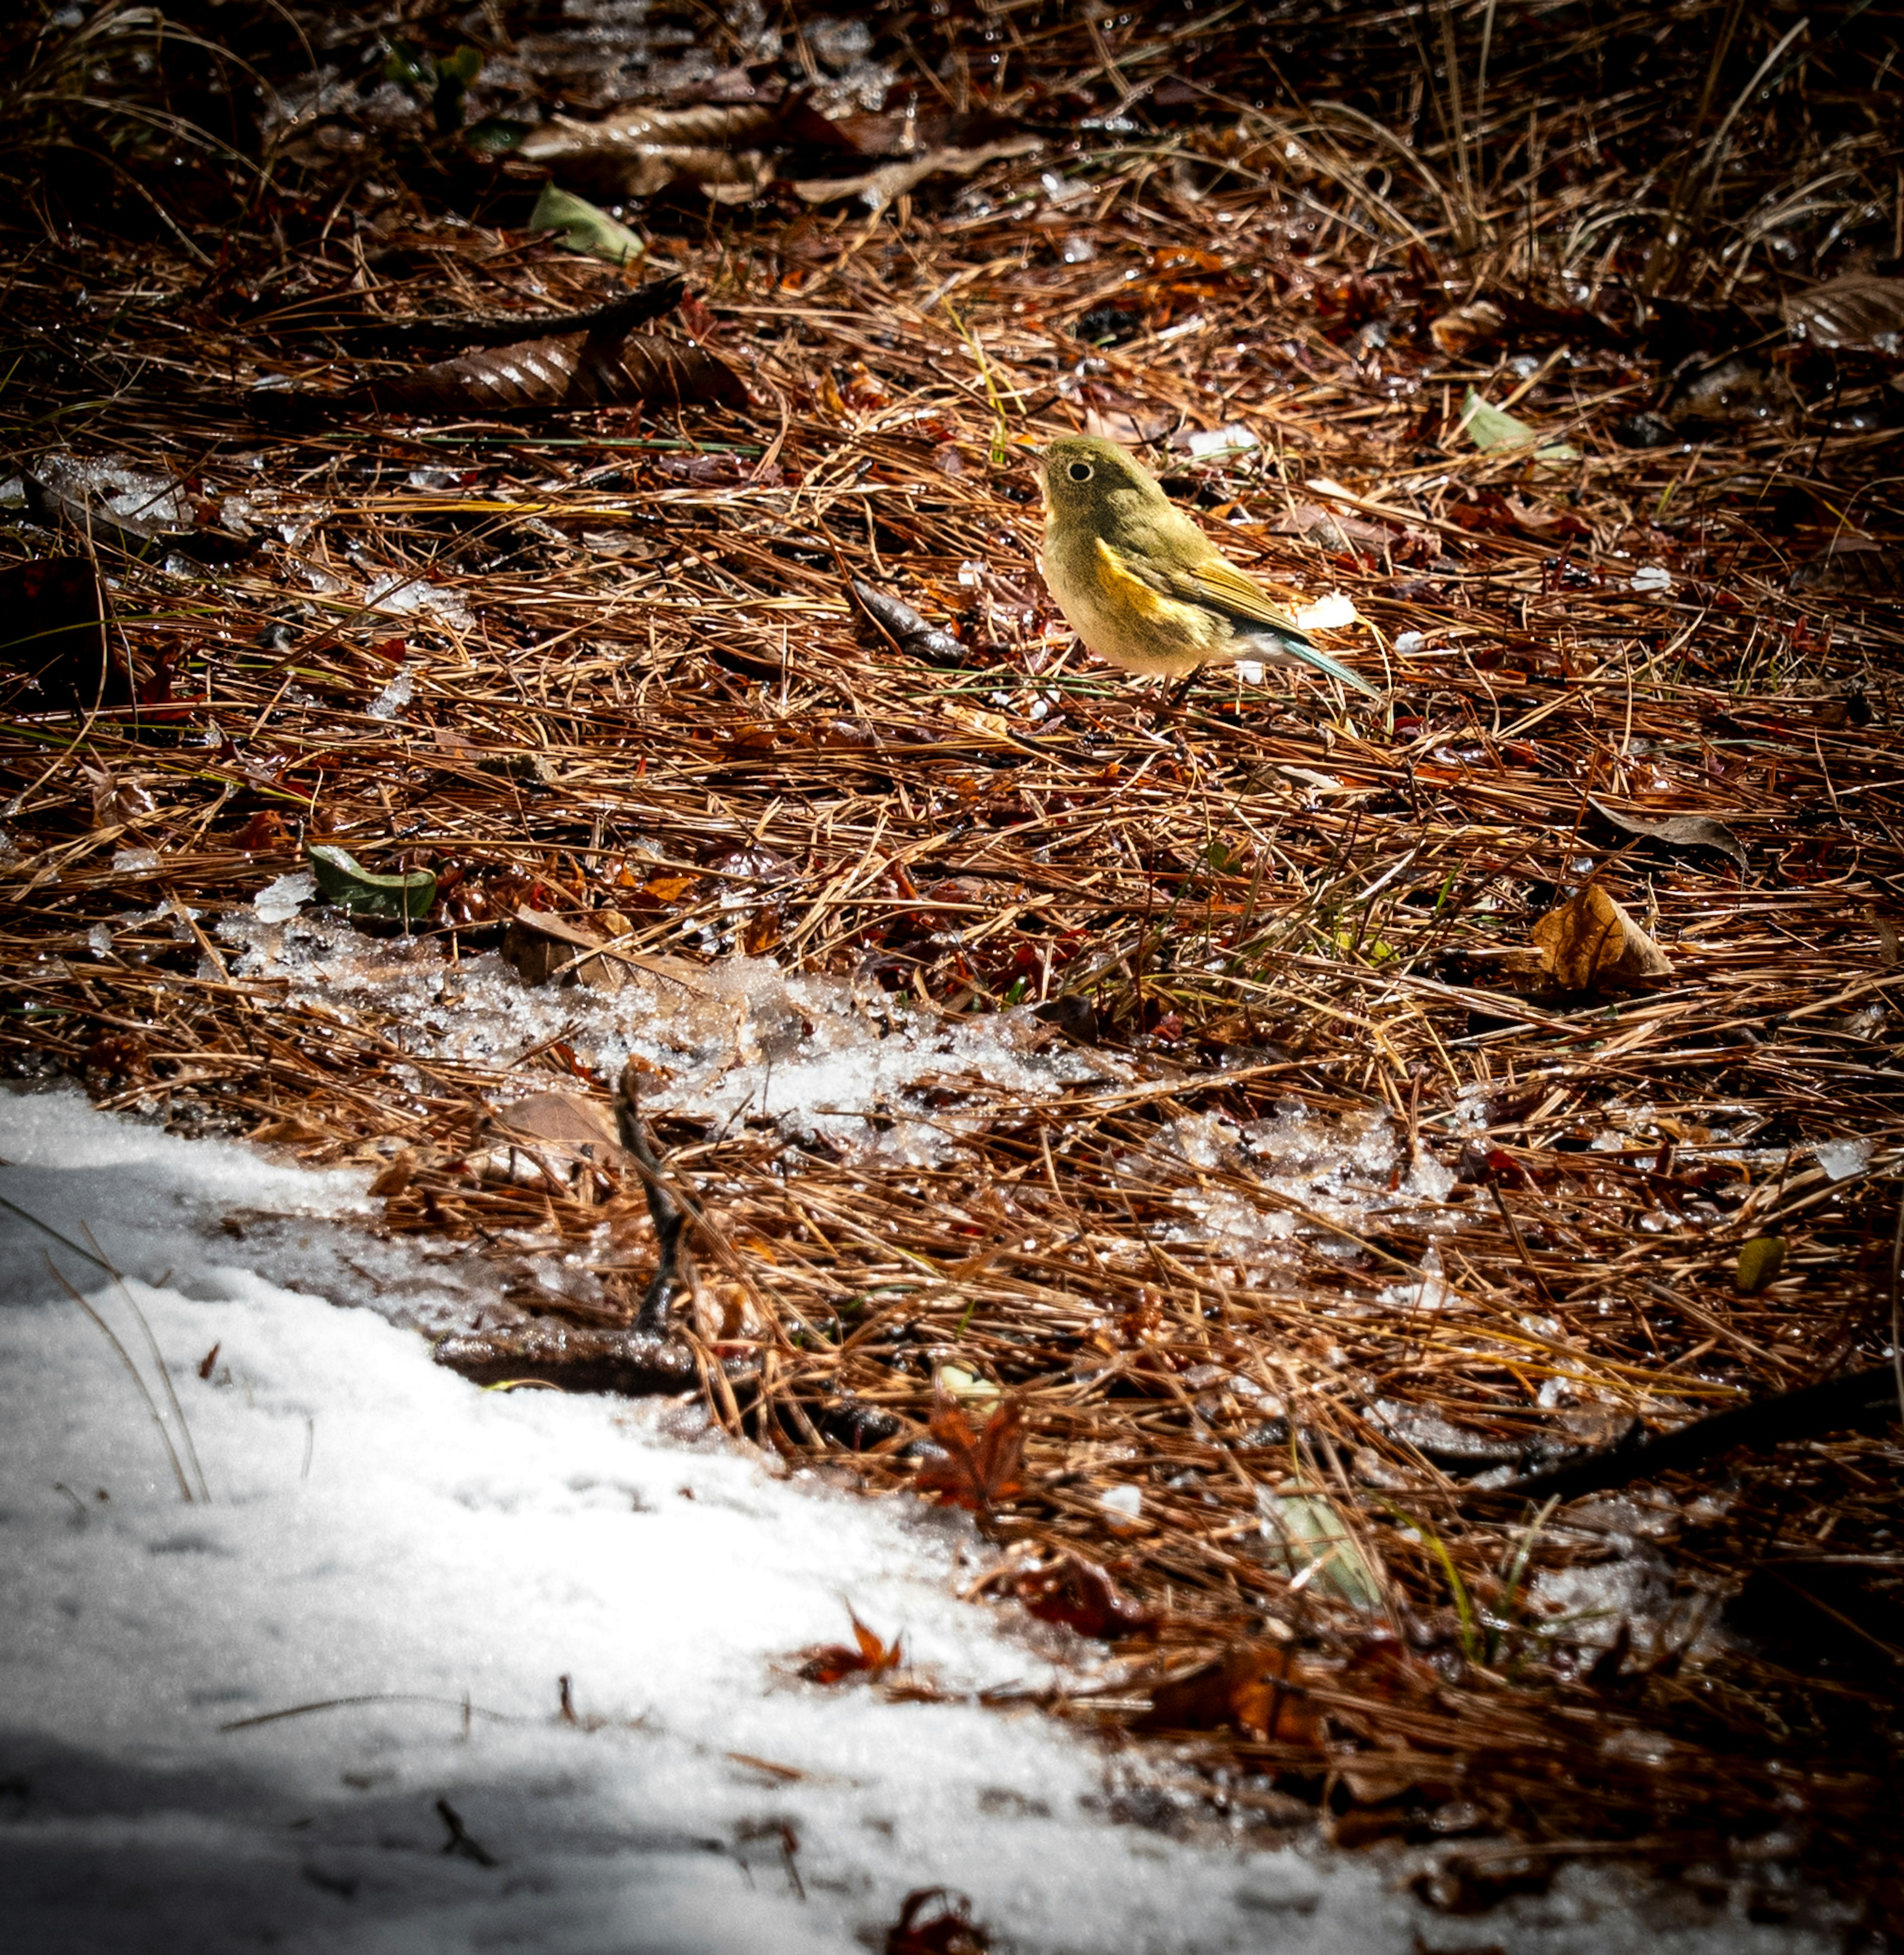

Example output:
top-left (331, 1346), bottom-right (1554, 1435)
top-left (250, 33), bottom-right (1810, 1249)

top-left (1039, 435), bottom-right (1167, 530)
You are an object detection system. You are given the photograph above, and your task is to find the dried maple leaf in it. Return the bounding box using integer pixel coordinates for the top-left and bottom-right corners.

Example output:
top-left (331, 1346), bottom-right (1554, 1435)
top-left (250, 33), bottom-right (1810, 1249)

top-left (1015, 1553), bottom-right (1156, 1640)
top-left (914, 1393), bottom-right (1025, 1511)
top-left (796, 1608), bottom-right (903, 1686)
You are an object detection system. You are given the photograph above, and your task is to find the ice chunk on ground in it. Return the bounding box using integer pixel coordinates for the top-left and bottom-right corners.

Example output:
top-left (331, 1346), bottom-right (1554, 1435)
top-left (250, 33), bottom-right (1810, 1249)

top-left (251, 870), bottom-right (314, 924)
top-left (1185, 423), bottom-right (1257, 459)
top-left (1294, 592), bottom-right (1358, 631)
top-left (362, 571), bottom-right (475, 631)
top-left (39, 452), bottom-right (191, 531)
top-left (365, 668), bottom-right (416, 719)
top-left (212, 917), bottom-right (1113, 1166)
top-left (1814, 1138), bottom-right (1870, 1181)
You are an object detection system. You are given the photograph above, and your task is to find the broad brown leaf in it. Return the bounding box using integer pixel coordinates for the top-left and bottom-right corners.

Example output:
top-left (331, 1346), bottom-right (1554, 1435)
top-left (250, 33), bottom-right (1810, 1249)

top-left (1781, 271), bottom-right (1904, 354)
top-left (1136, 1643), bottom-right (1321, 1745)
top-left (914, 1393), bottom-right (1025, 1511)
top-left (1529, 883), bottom-right (1671, 989)
top-left (371, 330), bottom-right (748, 415)
top-left (1587, 795), bottom-right (1746, 872)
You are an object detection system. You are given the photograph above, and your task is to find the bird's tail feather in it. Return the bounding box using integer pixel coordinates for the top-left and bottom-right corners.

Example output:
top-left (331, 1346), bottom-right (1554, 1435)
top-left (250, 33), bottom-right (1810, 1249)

top-left (1292, 639), bottom-right (1380, 698)
top-left (1238, 630), bottom-right (1380, 699)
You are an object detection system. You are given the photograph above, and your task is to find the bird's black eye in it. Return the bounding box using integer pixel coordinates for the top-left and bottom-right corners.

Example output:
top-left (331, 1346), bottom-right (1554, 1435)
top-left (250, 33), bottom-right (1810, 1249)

top-left (1068, 460), bottom-right (1093, 482)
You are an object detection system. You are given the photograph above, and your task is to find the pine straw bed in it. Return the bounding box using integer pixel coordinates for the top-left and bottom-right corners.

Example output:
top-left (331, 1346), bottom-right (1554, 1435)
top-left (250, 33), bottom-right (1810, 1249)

top-left (4, 0), bottom-right (1904, 1934)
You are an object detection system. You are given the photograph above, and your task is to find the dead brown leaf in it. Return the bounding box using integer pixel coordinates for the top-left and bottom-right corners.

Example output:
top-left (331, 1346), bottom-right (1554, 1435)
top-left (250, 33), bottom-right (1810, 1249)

top-left (1587, 796), bottom-right (1747, 871)
top-left (367, 1147), bottom-right (418, 1198)
top-left (1429, 299), bottom-right (1505, 357)
top-left (370, 331), bottom-right (748, 415)
top-left (1781, 272), bottom-right (1904, 355)
top-left (1530, 883), bottom-right (1672, 988)
top-left (484, 1090), bottom-right (626, 1168)
top-left (501, 906), bottom-right (651, 994)
top-left (914, 1393), bottom-right (1025, 1511)
top-left (1014, 1552), bottom-right (1157, 1640)
top-left (1136, 1643), bottom-right (1322, 1744)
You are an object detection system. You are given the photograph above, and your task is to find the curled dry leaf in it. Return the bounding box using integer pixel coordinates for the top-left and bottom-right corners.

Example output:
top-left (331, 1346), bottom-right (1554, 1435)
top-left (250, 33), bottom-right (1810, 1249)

top-left (884, 1888), bottom-right (992, 1955)
top-left (369, 328), bottom-right (749, 415)
top-left (1781, 272), bottom-right (1904, 357)
top-left (795, 1607), bottom-right (904, 1685)
top-left (1588, 796), bottom-right (1747, 872)
top-left (1530, 883), bottom-right (1672, 988)
top-left (1136, 1643), bottom-right (1322, 1745)
top-left (790, 137), bottom-right (1038, 212)
top-left (520, 101), bottom-right (786, 202)
top-left (1014, 1552), bottom-right (1157, 1640)
top-left (914, 1392), bottom-right (1025, 1512)
top-left (367, 1147), bottom-right (418, 1198)
top-left (234, 811), bottom-right (291, 852)
top-left (852, 580), bottom-right (969, 667)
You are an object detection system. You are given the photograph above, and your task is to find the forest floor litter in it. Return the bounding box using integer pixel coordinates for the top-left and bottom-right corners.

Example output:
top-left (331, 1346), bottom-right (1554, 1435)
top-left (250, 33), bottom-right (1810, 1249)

top-left (2, 0), bottom-right (1903, 1944)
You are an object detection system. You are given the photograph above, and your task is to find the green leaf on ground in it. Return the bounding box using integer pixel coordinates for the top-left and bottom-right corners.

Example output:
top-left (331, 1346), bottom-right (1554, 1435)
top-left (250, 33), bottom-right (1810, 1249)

top-left (308, 844), bottom-right (437, 920)
top-left (1460, 388), bottom-right (1580, 463)
top-left (1257, 1490), bottom-right (1383, 1611)
top-left (1735, 1236), bottom-right (1787, 1295)
top-left (529, 184), bottom-right (646, 266)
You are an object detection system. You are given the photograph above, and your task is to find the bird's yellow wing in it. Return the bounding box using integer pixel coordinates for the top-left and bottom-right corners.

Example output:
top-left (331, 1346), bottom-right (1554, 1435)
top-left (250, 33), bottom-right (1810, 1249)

top-left (1165, 551), bottom-right (1312, 642)
top-left (1098, 537), bottom-right (1379, 698)
top-left (1091, 536), bottom-right (1193, 623)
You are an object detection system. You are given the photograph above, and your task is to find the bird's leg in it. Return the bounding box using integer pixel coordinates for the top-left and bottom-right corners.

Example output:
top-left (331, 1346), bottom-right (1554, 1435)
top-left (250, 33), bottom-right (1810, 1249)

top-left (1158, 670), bottom-right (1199, 715)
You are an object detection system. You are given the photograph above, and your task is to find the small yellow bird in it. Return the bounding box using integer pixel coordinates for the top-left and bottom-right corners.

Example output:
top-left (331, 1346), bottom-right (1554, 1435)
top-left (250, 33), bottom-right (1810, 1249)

top-left (1038, 434), bottom-right (1377, 698)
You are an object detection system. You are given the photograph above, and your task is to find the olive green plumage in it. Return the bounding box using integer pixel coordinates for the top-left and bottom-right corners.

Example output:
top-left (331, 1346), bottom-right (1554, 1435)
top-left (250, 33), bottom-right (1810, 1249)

top-left (1037, 434), bottom-right (1377, 697)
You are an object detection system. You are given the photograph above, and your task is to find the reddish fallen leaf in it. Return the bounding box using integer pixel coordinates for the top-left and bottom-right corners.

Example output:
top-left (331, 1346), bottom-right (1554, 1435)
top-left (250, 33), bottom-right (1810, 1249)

top-left (914, 1393), bottom-right (1025, 1512)
top-left (885, 1888), bottom-right (991, 1955)
top-left (1015, 1553), bottom-right (1157, 1640)
top-left (235, 810), bottom-right (290, 852)
top-left (369, 329), bottom-right (749, 415)
top-left (1136, 1643), bottom-right (1322, 1745)
top-left (796, 1608), bottom-right (903, 1685)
